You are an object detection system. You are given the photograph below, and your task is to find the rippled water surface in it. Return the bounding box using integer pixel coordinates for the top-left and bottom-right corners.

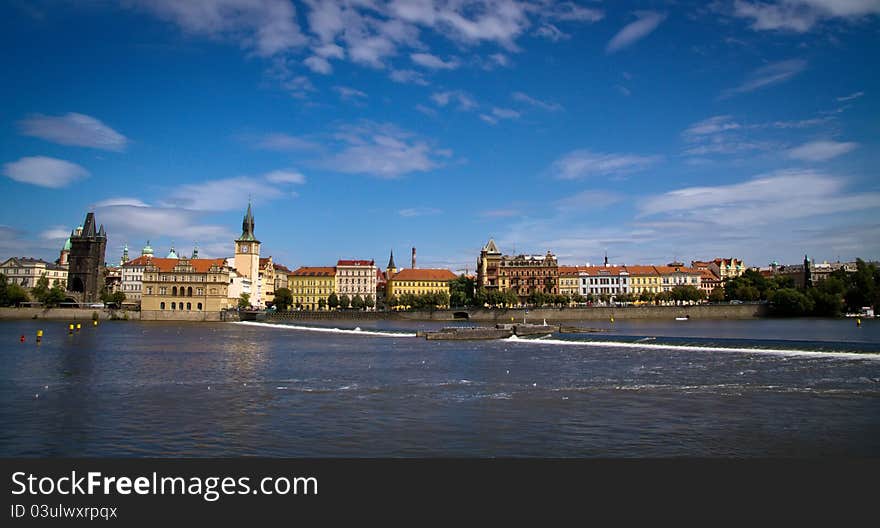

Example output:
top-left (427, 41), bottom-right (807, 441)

top-left (1, 318), bottom-right (878, 457)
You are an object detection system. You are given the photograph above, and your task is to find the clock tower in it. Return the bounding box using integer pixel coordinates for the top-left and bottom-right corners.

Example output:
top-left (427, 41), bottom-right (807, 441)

top-left (234, 201), bottom-right (261, 285)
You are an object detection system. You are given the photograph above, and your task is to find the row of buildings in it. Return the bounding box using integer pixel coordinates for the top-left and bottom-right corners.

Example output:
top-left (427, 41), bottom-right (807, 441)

top-left (3, 204), bottom-right (864, 320)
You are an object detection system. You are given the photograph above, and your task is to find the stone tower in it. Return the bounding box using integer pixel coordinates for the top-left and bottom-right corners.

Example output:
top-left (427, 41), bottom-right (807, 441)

top-left (67, 212), bottom-right (107, 303)
top-left (386, 250), bottom-right (397, 281)
top-left (234, 201), bottom-right (261, 284)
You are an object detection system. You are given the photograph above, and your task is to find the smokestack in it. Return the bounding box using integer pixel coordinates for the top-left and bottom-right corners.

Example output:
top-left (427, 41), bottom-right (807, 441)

top-left (411, 247), bottom-right (416, 269)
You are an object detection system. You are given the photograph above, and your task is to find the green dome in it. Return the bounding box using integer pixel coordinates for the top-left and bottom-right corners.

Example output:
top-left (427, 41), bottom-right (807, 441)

top-left (142, 240), bottom-right (154, 256)
top-left (62, 237), bottom-right (71, 251)
top-left (166, 245), bottom-right (178, 259)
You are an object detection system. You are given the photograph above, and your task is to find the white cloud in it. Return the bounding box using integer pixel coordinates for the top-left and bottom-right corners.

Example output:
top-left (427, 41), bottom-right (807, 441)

top-left (606, 11), bottom-right (666, 54)
top-left (511, 91), bottom-right (562, 111)
top-left (130, 0), bottom-right (307, 57)
top-left (534, 23), bottom-right (569, 41)
top-left (732, 0), bottom-right (880, 33)
top-left (2, 156), bottom-right (89, 188)
top-left (317, 122), bottom-right (447, 178)
top-left (399, 207), bottom-right (442, 217)
top-left (639, 170), bottom-right (879, 227)
top-left (787, 140), bottom-right (858, 161)
top-left (555, 190), bottom-right (623, 211)
top-left (304, 55), bottom-right (333, 74)
top-left (18, 113), bottom-right (128, 151)
top-left (720, 59), bottom-right (807, 98)
top-left (410, 52), bottom-right (459, 69)
top-left (480, 107), bottom-right (520, 125)
top-left (390, 69), bottom-right (430, 85)
top-left (40, 226), bottom-right (72, 241)
top-left (164, 176), bottom-right (287, 211)
top-left (93, 197), bottom-right (151, 208)
top-left (431, 90), bottom-right (477, 110)
top-left (837, 91), bottom-right (864, 102)
top-left (550, 150), bottom-right (661, 180)
top-left (264, 170), bottom-right (307, 184)
top-left (333, 85), bottom-right (368, 99)
top-left (480, 208), bottom-right (519, 218)
top-left (682, 115), bottom-right (742, 138)
top-left (256, 133), bottom-right (321, 151)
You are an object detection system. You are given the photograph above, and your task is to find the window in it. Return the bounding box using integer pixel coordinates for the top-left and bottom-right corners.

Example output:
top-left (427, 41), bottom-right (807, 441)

top-left (197, 303), bottom-right (202, 310)
top-left (187, 302), bottom-right (191, 310)
top-left (160, 302), bottom-right (165, 310)
top-left (171, 302), bottom-right (176, 310)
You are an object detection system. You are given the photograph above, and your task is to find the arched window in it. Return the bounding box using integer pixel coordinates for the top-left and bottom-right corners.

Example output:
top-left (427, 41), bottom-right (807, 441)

top-left (187, 287), bottom-right (193, 297)
top-left (186, 302), bottom-right (191, 310)
top-left (179, 303), bottom-right (184, 310)
top-left (160, 302), bottom-right (165, 310)
top-left (197, 303), bottom-right (202, 310)
top-left (172, 286), bottom-right (177, 296)
top-left (171, 302), bottom-right (176, 310)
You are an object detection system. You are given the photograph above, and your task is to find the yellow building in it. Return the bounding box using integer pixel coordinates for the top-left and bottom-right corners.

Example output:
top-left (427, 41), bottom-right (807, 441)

top-left (289, 267), bottom-right (336, 310)
top-left (140, 257), bottom-right (230, 320)
top-left (626, 265), bottom-right (662, 295)
top-left (557, 266), bottom-right (580, 300)
top-left (387, 268), bottom-right (457, 305)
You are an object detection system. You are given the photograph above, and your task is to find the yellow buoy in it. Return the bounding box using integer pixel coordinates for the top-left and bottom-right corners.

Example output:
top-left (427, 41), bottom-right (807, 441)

top-left (857, 318), bottom-right (861, 327)
top-left (93, 320), bottom-right (98, 327)
top-left (610, 316), bottom-right (614, 323)
top-left (37, 330), bottom-right (43, 337)
top-left (68, 323), bottom-right (74, 331)
top-left (76, 323), bottom-right (81, 331)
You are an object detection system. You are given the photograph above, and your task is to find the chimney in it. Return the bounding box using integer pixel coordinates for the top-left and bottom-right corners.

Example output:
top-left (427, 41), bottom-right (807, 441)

top-left (411, 247), bottom-right (416, 269)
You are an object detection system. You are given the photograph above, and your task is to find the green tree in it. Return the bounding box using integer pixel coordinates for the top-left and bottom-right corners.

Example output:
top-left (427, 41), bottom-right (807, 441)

top-left (338, 294), bottom-right (350, 309)
top-left (5, 283), bottom-right (29, 307)
top-left (639, 291), bottom-right (656, 303)
top-left (572, 293), bottom-right (585, 304)
top-left (364, 294), bottom-right (375, 310)
top-left (473, 288), bottom-right (487, 308)
top-left (328, 293), bottom-right (339, 310)
top-left (273, 287), bottom-right (293, 311)
top-left (769, 288), bottom-right (815, 316)
top-left (351, 294), bottom-right (365, 310)
top-left (318, 297), bottom-right (327, 310)
top-left (528, 290), bottom-right (547, 307)
top-left (503, 289), bottom-right (519, 308)
top-left (0, 273), bottom-right (7, 306)
top-left (238, 292), bottom-right (250, 309)
top-left (708, 288), bottom-right (726, 303)
top-left (449, 275), bottom-right (475, 307)
top-left (434, 290), bottom-right (450, 309)
top-left (32, 275), bottom-right (50, 303)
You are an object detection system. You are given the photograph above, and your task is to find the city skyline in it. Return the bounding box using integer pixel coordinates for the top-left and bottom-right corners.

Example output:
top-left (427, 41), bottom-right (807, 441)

top-left (1, 1), bottom-right (878, 271)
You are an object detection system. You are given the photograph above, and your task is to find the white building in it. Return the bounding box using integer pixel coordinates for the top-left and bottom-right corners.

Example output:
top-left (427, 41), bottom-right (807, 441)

top-left (226, 262), bottom-right (253, 307)
top-left (335, 259), bottom-right (377, 308)
top-left (0, 257), bottom-right (68, 288)
top-left (579, 266), bottom-right (630, 298)
top-left (119, 242), bottom-right (158, 302)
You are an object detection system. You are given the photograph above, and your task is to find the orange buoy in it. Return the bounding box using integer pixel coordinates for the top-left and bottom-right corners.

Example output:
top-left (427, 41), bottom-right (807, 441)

top-left (20, 335), bottom-right (25, 343)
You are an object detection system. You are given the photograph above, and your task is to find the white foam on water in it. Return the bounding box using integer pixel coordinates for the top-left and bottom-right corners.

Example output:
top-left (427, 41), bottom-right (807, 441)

top-left (234, 321), bottom-right (416, 338)
top-left (507, 335), bottom-right (880, 361)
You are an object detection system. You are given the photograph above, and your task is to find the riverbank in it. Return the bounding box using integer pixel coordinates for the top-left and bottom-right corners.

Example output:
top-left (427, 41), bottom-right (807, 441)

top-left (0, 307), bottom-right (140, 321)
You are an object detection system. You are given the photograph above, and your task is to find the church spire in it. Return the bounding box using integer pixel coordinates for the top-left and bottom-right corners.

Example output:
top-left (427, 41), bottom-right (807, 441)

top-left (387, 250), bottom-right (396, 270)
top-left (239, 201), bottom-right (257, 241)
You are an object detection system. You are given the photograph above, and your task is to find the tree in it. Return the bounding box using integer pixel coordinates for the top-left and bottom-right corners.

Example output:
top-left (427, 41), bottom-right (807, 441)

top-left (328, 293), bottom-right (339, 310)
top-left (238, 293), bottom-right (250, 309)
top-left (104, 291), bottom-right (126, 308)
top-left (708, 288), bottom-right (726, 303)
top-left (639, 291), bottom-right (655, 303)
top-left (769, 288), bottom-right (815, 317)
top-left (503, 289), bottom-right (519, 308)
top-left (572, 293), bottom-right (585, 304)
top-left (364, 294), bottom-right (375, 310)
top-left (434, 290), bottom-right (450, 309)
top-left (4, 283), bottom-right (29, 307)
top-left (351, 294), bottom-right (365, 310)
top-left (449, 275), bottom-right (475, 307)
top-left (473, 288), bottom-right (487, 308)
top-left (528, 290), bottom-right (547, 307)
top-left (318, 298), bottom-right (327, 311)
top-left (273, 288), bottom-right (293, 311)
top-left (32, 275), bottom-right (50, 303)
top-left (338, 294), bottom-right (350, 309)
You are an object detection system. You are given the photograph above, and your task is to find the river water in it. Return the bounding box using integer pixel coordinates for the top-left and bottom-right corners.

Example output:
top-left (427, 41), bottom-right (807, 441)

top-left (1, 318), bottom-right (878, 457)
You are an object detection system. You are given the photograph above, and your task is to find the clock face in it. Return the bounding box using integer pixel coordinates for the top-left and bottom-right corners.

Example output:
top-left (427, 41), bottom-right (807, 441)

top-left (241, 244), bottom-right (249, 253)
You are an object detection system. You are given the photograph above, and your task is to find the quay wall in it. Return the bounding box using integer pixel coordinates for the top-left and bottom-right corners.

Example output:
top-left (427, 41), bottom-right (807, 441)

top-left (0, 307), bottom-right (140, 321)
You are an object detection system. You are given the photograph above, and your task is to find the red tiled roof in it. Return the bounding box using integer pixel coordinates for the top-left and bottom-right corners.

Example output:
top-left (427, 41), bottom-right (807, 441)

top-left (273, 263), bottom-right (291, 273)
top-left (578, 266), bottom-right (628, 275)
top-left (291, 266), bottom-right (336, 277)
top-left (698, 269), bottom-right (721, 280)
top-left (654, 265), bottom-right (701, 275)
top-left (337, 259), bottom-right (374, 266)
top-left (558, 266), bottom-right (580, 276)
top-left (390, 268), bottom-right (457, 281)
top-left (624, 265), bottom-right (659, 275)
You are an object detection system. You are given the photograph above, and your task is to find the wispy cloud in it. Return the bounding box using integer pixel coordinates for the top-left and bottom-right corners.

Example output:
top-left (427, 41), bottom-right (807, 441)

top-left (837, 91), bottom-right (864, 102)
top-left (682, 115), bottom-right (742, 138)
top-left (399, 207), bottom-right (442, 217)
top-left (720, 59), bottom-right (807, 98)
top-left (18, 113), bottom-right (128, 151)
top-left (511, 91), bottom-right (562, 111)
top-left (555, 190), bottom-right (624, 211)
top-left (732, 0), bottom-right (880, 33)
top-left (480, 208), bottom-right (519, 218)
top-left (3, 156), bottom-right (89, 188)
top-left (431, 90), bottom-right (477, 111)
top-left (333, 85), bottom-right (368, 100)
top-left (162, 169), bottom-right (305, 211)
top-left (480, 107), bottom-right (520, 125)
top-left (263, 170), bottom-right (306, 184)
top-left (254, 133), bottom-right (321, 152)
top-left (606, 11), bottom-right (666, 54)
top-left (550, 150), bottom-right (661, 180)
top-left (317, 122), bottom-right (448, 179)
top-left (787, 140), bottom-right (858, 162)
top-left (410, 52), bottom-right (459, 70)
top-left (390, 69), bottom-right (430, 85)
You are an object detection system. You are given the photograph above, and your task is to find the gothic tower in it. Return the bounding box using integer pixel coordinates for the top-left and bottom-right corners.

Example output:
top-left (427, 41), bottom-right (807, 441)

top-left (67, 212), bottom-right (107, 302)
top-left (385, 250), bottom-right (397, 281)
top-left (234, 201), bottom-right (261, 283)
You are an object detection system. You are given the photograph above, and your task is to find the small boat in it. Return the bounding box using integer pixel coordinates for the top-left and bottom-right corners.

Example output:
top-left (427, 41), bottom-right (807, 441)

top-left (675, 316), bottom-right (690, 321)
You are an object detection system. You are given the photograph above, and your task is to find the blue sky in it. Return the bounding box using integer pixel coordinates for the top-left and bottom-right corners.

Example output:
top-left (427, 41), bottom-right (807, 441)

top-left (1, 0), bottom-right (878, 272)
